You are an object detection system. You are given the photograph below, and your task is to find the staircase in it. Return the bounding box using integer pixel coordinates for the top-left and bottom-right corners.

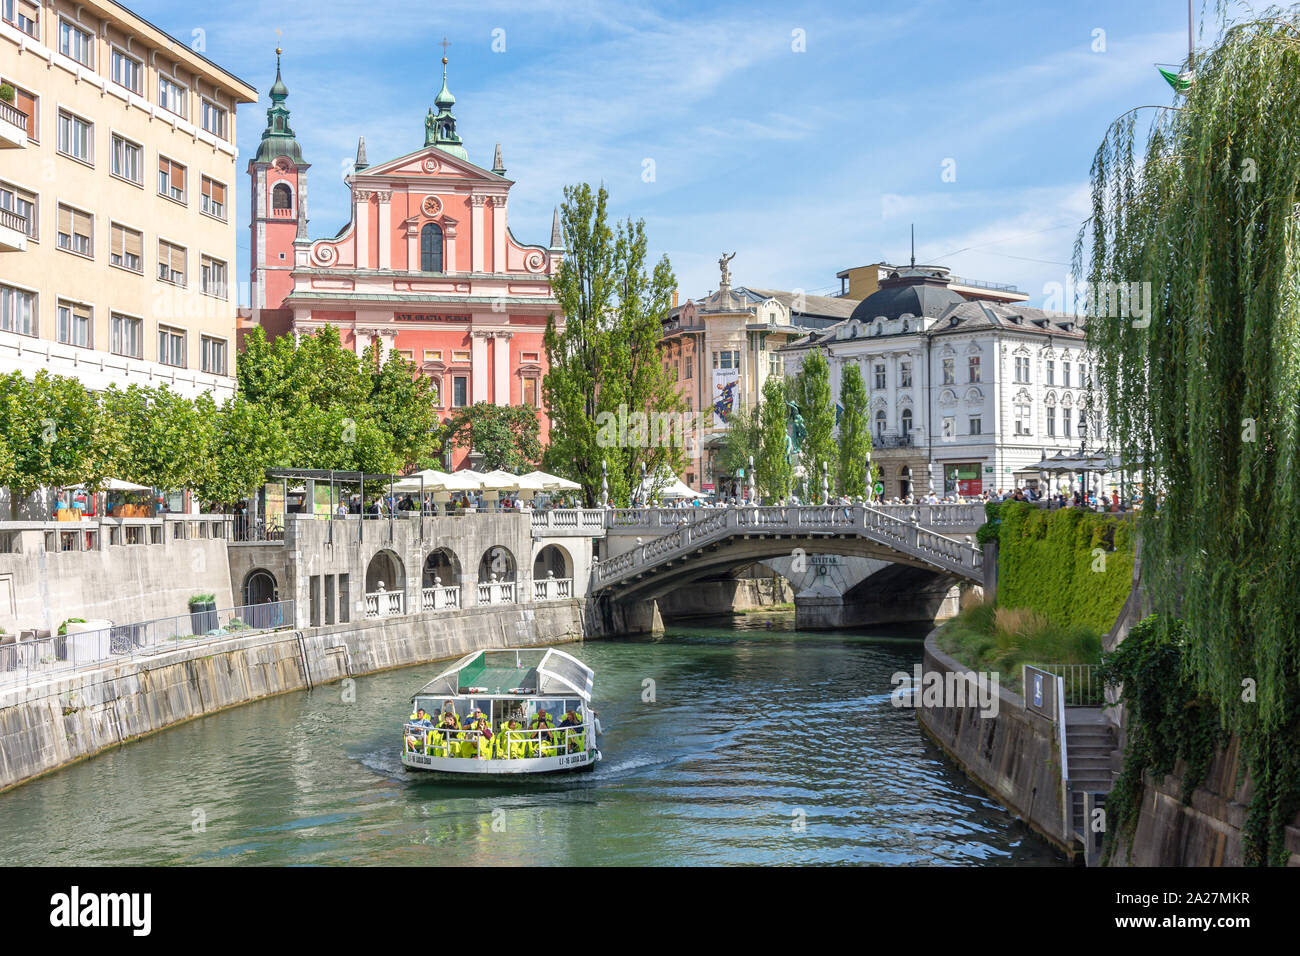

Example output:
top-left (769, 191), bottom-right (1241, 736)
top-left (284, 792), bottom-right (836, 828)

top-left (1064, 707), bottom-right (1117, 865)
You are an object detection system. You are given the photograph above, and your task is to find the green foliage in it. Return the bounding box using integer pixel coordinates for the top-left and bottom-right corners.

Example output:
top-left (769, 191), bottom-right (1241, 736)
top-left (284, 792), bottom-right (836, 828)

top-left (442, 402), bottom-right (542, 472)
top-left (995, 502), bottom-right (1133, 634)
top-left (716, 404), bottom-right (760, 482)
top-left (1076, 10), bottom-right (1300, 864)
top-left (1097, 615), bottom-right (1222, 863)
top-left (975, 500), bottom-right (1002, 545)
top-left (57, 618), bottom-right (86, 636)
top-left (793, 350), bottom-right (835, 498)
top-left (0, 83), bottom-right (13, 103)
top-left (937, 600), bottom-right (1103, 694)
top-left (542, 183), bottom-right (682, 506)
top-left (836, 362), bottom-right (872, 497)
top-left (755, 375), bottom-right (794, 501)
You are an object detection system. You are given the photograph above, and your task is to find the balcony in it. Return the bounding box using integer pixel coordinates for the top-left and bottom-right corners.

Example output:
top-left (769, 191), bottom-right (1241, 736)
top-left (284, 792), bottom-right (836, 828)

top-left (873, 432), bottom-right (914, 449)
top-left (0, 99), bottom-right (29, 149)
top-left (0, 206), bottom-right (27, 252)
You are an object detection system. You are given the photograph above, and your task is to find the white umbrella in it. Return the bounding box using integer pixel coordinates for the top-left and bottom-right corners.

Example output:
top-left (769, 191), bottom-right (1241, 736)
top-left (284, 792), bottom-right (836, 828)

top-left (68, 478), bottom-right (151, 492)
top-left (522, 470), bottom-right (582, 492)
top-left (442, 471), bottom-right (483, 492)
top-left (479, 470), bottom-right (544, 492)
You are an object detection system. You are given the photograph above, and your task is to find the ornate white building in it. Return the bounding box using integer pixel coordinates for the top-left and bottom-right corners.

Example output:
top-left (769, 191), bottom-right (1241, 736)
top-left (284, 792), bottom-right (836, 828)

top-left (781, 265), bottom-right (1099, 498)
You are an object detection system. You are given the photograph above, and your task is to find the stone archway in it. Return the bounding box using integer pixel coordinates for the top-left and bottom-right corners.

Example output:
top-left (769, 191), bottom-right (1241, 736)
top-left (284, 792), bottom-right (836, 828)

top-left (477, 545), bottom-right (518, 606)
top-left (532, 544), bottom-right (574, 601)
top-left (364, 549), bottom-right (406, 617)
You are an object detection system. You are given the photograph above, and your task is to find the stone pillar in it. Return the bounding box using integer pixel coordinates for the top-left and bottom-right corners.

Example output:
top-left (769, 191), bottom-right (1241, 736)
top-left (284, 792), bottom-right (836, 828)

top-left (493, 331), bottom-right (512, 405)
top-left (355, 190), bottom-right (372, 269)
top-left (491, 196), bottom-right (507, 273)
top-left (470, 195), bottom-right (486, 273)
top-left (376, 191), bottom-right (392, 269)
top-left (444, 220), bottom-right (457, 275)
top-left (471, 329), bottom-right (490, 403)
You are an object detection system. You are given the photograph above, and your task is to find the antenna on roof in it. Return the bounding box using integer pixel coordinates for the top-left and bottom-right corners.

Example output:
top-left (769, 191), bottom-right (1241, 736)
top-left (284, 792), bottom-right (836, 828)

top-left (910, 224), bottom-right (916, 268)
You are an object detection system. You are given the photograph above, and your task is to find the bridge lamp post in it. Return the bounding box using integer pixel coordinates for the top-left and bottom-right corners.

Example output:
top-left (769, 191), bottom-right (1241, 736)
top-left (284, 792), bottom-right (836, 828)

top-left (747, 455), bottom-right (756, 505)
top-left (821, 461), bottom-right (829, 505)
top-left (600, 460), bottom-right (609, 508)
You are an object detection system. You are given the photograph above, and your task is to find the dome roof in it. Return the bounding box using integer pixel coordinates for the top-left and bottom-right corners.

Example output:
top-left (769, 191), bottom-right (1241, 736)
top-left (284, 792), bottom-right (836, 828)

top-left (849, 269), bottom-right (965, 323)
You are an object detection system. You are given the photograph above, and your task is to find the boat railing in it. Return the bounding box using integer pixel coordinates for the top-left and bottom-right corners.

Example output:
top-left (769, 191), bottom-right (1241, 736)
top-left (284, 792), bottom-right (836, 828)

top-left (403, 719), bottom-right (594, 759)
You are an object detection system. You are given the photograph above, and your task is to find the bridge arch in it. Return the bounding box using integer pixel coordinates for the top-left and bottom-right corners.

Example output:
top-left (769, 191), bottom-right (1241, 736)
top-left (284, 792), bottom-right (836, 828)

top-left (478, 545), bottom-right (517, 583)
top-left (423, 547), bottom-right (461, 587)
top-left (365, 549), bottom-right (405, 593)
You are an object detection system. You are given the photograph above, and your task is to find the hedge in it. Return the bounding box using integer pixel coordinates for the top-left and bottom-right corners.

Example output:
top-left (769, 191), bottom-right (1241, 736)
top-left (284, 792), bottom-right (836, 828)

top-left (996, 501), bottom-right (1134, 634)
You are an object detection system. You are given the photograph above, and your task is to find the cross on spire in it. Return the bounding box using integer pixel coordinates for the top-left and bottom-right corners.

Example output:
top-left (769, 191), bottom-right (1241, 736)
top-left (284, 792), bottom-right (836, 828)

top-left (440, 35), bottom-right (451, 58)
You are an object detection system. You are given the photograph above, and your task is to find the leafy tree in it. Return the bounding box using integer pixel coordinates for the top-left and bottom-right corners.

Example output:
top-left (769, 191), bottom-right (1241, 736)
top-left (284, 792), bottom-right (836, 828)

top-left (755, 375), bottom-right (794, 502)
top-left (837, 362), bottom-right (872, 497)
top-left (542, 183), bottom-right (683, 506)
top-left (442, 402), bottom-right (542, 472)
top-left (368, 350), bottom-right (441, 470)
top-left (716, 404), bottom-right (761, 488)
top-left (195, 395), bottom-right (290, 505)
top-left (0, 372), bottom-right (98, 515)
top-left (793, 350), bottom-right (835, 500)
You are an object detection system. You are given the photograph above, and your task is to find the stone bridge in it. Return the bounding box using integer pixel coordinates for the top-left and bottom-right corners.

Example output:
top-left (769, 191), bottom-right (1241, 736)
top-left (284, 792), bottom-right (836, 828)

top-left (591, 504), bottom-right (983, 606)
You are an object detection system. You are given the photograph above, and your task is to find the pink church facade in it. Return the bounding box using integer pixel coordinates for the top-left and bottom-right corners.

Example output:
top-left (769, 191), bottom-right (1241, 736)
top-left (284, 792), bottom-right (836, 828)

top-left (245, 55), bottom-right (563, 467)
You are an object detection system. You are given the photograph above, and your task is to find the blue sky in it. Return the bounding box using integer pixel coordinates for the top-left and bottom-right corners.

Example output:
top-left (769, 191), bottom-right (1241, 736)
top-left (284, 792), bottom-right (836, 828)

top-left (133, 0), bottom-right (1269, 308)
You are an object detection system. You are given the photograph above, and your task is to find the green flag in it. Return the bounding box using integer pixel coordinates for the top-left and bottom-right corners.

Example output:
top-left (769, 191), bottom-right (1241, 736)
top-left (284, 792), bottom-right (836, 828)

top-left (1158, 67), bottom-right (1194, 92)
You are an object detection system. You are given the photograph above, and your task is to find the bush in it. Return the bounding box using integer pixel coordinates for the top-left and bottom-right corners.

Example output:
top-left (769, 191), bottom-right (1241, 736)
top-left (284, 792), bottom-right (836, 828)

top-left (975, 501), bottom-right (1002, 545)
top-left (0, 84), bottom-right (14, 104)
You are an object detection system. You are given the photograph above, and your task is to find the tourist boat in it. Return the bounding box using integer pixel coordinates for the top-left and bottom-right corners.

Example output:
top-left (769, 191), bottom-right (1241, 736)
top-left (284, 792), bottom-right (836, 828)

top-left (401, 648), bottom-right (602, 775)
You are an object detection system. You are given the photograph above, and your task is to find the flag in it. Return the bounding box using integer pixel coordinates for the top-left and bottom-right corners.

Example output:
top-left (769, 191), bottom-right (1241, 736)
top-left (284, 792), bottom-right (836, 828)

top-left (1158, 67), bottom-right (1193, 92)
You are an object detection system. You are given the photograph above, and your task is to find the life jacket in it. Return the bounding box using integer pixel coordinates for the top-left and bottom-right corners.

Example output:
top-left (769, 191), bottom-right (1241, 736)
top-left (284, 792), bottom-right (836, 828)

top-left (426, 727), bottom-right (450, 757)
top-left (500, 721), bottom-right (527, 760)
top-left (530, 713), bottom-right (557, 757)
top-left (472, 720), bottom-right (493, 759)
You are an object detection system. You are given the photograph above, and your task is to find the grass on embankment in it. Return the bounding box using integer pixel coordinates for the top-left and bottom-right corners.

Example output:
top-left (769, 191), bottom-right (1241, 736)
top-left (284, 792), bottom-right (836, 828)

top-left (936, 599), bottom-right (1103, 696)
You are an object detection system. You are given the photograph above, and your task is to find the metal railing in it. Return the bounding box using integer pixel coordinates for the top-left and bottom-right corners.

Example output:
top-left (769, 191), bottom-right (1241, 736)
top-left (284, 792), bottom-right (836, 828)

top-left (0, 600), bottom-right (295, 687)
top-left (403, 719), bottom-right (593, 760)
top-left (1030, 663), bottom-right (1105, 706)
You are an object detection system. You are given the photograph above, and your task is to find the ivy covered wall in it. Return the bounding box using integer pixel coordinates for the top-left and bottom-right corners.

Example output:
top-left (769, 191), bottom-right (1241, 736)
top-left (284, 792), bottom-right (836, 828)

top-left (995, 502), bottom-right (1134, 633)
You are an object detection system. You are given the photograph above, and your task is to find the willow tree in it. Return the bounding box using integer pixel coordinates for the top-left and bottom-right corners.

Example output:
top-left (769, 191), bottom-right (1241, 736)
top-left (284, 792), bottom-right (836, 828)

top-left (1076, 10), bottom-right (1300, 864)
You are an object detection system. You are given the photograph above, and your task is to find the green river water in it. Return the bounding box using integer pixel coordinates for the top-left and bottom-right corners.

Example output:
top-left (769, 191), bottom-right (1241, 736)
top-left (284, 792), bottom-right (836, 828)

top-left (0, 614), bottom-right (1065, 866)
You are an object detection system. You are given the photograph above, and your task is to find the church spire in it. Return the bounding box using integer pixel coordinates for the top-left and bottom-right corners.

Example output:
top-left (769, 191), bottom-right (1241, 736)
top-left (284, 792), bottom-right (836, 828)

top-left (255, 46), bottom-right (304, 164)
top-left (425, 47), bottom-right (468, 161)
top-left (354, 136), bottom-right (368, 171)
top-left (550, 206), bottom-right (562, 249)
top-left (492, 143), bottom-right (505, 176)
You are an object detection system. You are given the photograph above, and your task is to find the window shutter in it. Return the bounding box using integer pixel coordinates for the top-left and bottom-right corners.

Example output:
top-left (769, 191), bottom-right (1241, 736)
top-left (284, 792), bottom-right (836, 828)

top-left (170, 243), bottom-right (185, 278)
top-left (14, 88), bottom-right (35, 138)
top-left (111, 223), bottom-right (124, 259)
top-left (125, 227), bottom-right (141, 260)
top-left (72, 208), bottom-right (91, 238)
top-left (57, 204), bottom-right (71, 236)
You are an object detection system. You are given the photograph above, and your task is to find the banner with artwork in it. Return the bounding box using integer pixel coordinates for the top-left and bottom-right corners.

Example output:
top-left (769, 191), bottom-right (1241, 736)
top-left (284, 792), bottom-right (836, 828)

top-left (712, 367), bottom-right (740, 427)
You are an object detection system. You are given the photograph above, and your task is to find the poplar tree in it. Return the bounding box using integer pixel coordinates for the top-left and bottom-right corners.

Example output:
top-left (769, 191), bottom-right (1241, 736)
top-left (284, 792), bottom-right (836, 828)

top-left (543, 183), bottom-right (683, 506)
top-left (756, 375), bottom-right (794, 501)
top-left (793, 350), bottom-right (835, 500)
top-left (837, 362), bottom-right (872, 497)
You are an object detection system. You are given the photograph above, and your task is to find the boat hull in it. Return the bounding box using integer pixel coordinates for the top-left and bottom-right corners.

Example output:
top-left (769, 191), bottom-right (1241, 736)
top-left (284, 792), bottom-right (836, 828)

top-left (402, 749), bottom-right (601, 776)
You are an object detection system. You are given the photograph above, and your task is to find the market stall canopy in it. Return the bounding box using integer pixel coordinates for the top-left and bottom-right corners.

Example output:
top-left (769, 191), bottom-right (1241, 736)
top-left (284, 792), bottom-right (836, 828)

top-left (442, 471), bottom-right (483, 492)
top-left (639, 474), bottom-right (698, 500)
top-left (390, 469), bottom-right (453, 493)
top-left (522, 470), bottom-right (582, 492)
top-left (68, 478), bottom-right (151, 492)
top-left (478, 470), bottom-right (544, 492)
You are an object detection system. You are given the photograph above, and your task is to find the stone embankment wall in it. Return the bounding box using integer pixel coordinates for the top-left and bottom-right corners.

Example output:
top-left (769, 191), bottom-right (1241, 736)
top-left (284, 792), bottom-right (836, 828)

top-left (0, 600), bottom-right (584, 793)
top-left (915, 629), bottom-right (1073, 857)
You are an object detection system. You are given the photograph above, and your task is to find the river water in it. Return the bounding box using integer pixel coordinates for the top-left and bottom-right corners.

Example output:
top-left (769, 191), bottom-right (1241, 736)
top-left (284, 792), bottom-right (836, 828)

top-left (0, 614), bottom-right (1064, 866)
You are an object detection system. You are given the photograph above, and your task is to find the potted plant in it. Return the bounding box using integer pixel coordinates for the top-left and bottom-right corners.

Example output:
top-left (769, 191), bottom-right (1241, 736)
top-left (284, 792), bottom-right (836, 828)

top-left (0, 84), bottom-right (14, 104)
top-left (56, 618), bottom-right (85, 661)
top-left (187, 594), bottom-right (217, 635)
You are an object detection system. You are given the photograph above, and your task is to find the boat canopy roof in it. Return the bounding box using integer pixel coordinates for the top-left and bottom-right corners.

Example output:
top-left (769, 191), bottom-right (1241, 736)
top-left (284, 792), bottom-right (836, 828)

top-left (411, 648), bottom-right (594, 702)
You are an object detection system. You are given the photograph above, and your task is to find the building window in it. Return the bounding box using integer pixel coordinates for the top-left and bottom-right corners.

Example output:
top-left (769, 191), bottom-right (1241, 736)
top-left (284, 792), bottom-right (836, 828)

top-left (1014, 355), bottom-right (1029, 383)
top-left (969, 416), bottom-right (982, 436)
top-left (57, 110), bottom-right (92, 163)
top-left (201, 176), bottom-right (226, 220)
top-left (158, 325), bottom-right (186, 367)
top-left (1045, 360), bottom-right (1055, 385)
top-left (272, 183), bottom-right (292, 210)
top-left (452, 350), bottom-right (470, 363)
top-left (874, 363), bottom-right (886, 390)
top-left (420, 222), bottom-right (443, 272)
top-left (56, 300), bottom-right (92, 348)
top-left (1046, 405), bottom-right (1056, 438)
top-left (942, 357), bottom-right (954, 385)
top-left (901, 407), bottom-right (913, 434)
top-left (1080, 363), bottom-right (1090, 389)
top-left (768, 354), bottom-right (778, 377)
top-left (6, 82), bottom-right (37, 140)
top-left (900, 361), bottom-right (912, 388)
top-left (157, 240), bottom-right (186, 286)
top-left (0, 180), bottom-right (37, 240)
top-left (875, 409), bottom-right (886, 437)
top-left (201, 100), bottom-right (227, 139)
top-left (201, 256), bottom-right (227, 298)
top-left (58, 19), bottom-right (93, 68)
top-left (423, 349), bottom-right (442, 363)
top-left (111, 49), bottom-right (143, 94)
top-left (109, 222), bottom-right (142, 273)
top-left (56, 204), bottom-right (92, 257)
top-left (3, 1), bottom-right (39, 38)
top-left (110, 313), bottom-right (142, 358)
top-left (452, 376), bottom-right (468, 407)
top-left (522, 378), bottom-right (538, 406)
top-left (0, 282), bottom-right (36, 336)
top-left (942, 416), bottom-right (955, 441)
top-left (201, 335), bottom-right (227, 375)
top-left (1062, 407), bottom-right (1072, 439)
top-left (968, 355), bottom-right (981, 383)
top-left (158, 157), bottom-right (186, 203)
top-left (1014, 403), bottom-right (1032, 436)
top-left (1062, 361), bottom-right (1072, 388)
top-left (158, 74), bottom-right (187, 118)
top-left (111, 135), bottom-right (142, 185)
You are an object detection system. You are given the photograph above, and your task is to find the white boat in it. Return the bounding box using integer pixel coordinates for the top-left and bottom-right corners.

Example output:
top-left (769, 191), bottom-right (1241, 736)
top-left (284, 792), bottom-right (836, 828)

top-left (401, 648), bottom-right (602, 775)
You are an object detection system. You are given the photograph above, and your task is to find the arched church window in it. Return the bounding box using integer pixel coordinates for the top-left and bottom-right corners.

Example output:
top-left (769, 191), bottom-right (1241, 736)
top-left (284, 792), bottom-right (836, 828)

top-left (272, 183), bottom-right (292, 210)
top-left (420, 222), bottom-right (444, 272)
top-left (901, 407), bottom-right (913, 435)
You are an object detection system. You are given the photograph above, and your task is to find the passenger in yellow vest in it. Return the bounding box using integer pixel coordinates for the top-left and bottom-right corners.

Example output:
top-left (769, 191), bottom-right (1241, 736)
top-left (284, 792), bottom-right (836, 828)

top-left (498, 717), bottom-right (527, 760)
top-left (469, 715), bottom-right (494, 759)
top-left (559, 707), bottom-right (585, 754)
top-left (431, 709), bottom-right (460, 757)
top-left (529, 710), bottom-right (557, 758)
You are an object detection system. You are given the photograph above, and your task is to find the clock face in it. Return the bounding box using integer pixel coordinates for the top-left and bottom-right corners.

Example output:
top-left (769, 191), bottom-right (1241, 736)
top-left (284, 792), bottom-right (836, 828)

top-left (422, 196), bottom-right (443, 217)
top-left (275, 158), bottom-right (292, 172)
